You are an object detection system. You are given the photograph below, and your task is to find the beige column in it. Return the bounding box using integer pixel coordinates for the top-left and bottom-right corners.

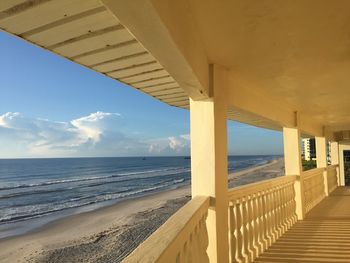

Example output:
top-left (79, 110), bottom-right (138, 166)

top-left (283, 127), bottom-right (304, 219)
top-left (190, 64), bottom-right (229, 263)
top-left (316, 137), bottom-right (328, 168)
top-left (316, 137), bottom-right (329, 195)
top-left (283, 128), bottom-right (303, 176)
top-left (331, 142), bottom-right (339, 165)
top-left (331, 142), bottom-right (340, 186)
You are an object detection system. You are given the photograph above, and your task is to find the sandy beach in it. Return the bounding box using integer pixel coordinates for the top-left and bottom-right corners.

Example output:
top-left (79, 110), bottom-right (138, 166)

top-left (0, 157), bottom-right (284, 263)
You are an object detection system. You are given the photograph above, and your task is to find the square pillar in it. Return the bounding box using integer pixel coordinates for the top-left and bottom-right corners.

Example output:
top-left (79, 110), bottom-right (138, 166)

top-left (316, 137), bottom-right (327, 168)
top-left (190, 64), bottom-right (229, 263)
top-left (283, 127), bottom-right (304, 219)
top-left (316, 137), bottom-right (328, 195)
top-left (331, 141), bottom-right (340, 186)
top-left (330, 142), bottom-right (339, 165)
top-left (283, 128), bottom-right (302, 176)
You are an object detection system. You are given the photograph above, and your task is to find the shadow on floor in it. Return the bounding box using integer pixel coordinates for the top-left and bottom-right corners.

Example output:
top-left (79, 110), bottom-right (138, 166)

top-left (255, 187), bottom-right (350, 262)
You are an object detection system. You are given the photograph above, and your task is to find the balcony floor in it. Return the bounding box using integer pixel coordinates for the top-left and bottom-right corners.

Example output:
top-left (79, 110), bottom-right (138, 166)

top-left (255, 187), bottom-right (350, 262)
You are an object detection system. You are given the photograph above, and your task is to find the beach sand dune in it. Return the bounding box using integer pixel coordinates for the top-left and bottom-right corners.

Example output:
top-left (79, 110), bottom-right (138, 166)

top-left (0, 158), bottom-right (284, 263)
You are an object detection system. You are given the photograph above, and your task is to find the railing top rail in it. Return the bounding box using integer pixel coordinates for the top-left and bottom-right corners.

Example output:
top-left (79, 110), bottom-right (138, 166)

top-left (122, 195), bottom-right (210, 263)
top-left (228, 175), bottom-right (296, 201)
top-left (301, 167), bottom-right (325, 179)
top-left (327, 164), bottom-right (338, 170)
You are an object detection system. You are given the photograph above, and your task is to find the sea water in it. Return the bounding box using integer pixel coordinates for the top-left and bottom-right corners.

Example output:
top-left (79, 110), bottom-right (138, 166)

top-left (0, 155), bottom-right (278, 238)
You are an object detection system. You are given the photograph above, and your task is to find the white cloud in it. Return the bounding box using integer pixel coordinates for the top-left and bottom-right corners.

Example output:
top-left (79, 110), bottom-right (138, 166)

top-left (71, 111), bottom-right (121, 143)
top-left (0, 112), bottom-right (190, 158)
top-left (147, 134), bottom-right (190, 155)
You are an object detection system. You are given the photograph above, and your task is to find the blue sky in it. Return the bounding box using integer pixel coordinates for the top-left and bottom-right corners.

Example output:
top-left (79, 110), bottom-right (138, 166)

top-left (0, 31), bottom-right (283, 158)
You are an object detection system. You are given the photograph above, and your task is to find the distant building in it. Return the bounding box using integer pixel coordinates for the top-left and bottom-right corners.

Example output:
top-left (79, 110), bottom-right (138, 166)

top-left (302, 138), bottom-right (316, 161)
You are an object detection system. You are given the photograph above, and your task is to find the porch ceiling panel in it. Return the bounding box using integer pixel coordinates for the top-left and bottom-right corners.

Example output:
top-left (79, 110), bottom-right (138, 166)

top-left (0, 0), bottom-right (189, 109)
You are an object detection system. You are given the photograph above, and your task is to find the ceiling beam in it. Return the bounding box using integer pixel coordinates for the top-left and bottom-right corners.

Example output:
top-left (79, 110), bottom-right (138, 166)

top-left (226, 72), bottom-right (324, 137)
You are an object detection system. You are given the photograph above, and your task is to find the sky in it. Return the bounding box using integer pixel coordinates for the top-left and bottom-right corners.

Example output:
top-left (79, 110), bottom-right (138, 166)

top-left (0, 31), bottom-right (283, 158)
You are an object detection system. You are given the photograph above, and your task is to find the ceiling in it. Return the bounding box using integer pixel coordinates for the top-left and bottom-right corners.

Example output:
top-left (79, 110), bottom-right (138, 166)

top-left (188, 0), bottom-right (350, 130)
top-left (2, 0), bottom-right (350, 133)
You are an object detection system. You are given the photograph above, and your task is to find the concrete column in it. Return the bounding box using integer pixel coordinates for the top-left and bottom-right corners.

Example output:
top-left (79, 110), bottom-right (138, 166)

top-left (283, 128), bottom-right (302, 176)
top-left (283, 127), bottom-right (304, 219)
top-left (190, 64), bottom-right (229, 263)
top-left (316, 137), bottom-right (327, 168)
top-left (316, 137), bottom-right (329, 195)
top-left (331, 142), bottom-right (340, 186)
top-left (330, 142), bottom-right (339, 165)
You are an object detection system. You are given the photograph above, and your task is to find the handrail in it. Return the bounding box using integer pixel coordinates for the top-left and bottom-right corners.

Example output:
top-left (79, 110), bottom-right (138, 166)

top-left (122, 196), bottom-right (210, 263)
top-left (228, 175), bottom-right (297, 262)
top-left (327, 164), bottom-right (338, 170)
top-left (228, 175), bottom-right (296, 201)
top-left (300, 167), bottom-right (325, 179)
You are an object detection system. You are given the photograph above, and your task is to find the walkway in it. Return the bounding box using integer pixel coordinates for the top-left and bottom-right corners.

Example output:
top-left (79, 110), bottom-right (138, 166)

top-left (256, 187), bottom-right (350, 262)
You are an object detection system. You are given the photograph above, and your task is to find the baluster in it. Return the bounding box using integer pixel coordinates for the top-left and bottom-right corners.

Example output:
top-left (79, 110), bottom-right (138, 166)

top-left (255, 192), bottom-right (261, 253)
top-left (285, 184), bottom-right (291, 226)
top-left (277, 185), bottom-right (284, 235)
top-left (252, 193), bottom-right (260, 257)
top-left (247, 195), bottom-right (254, 260)
top-left (236, 201), bottom-right (244, 262)
top-left (179, 241), bottom-right (188, 263)
top-left (290, 182), bottom-right (296, 223)
top-left (280, 185), bottom-right (286, 231)
top-left (281, 185), bottom-right (287, 232)
top-left (229, 204), bottom-right (237, 263)
top-left (282, 184), bottom-right (289, 230)
top-left (261, 190), bottom-right (268, 250)
top-left (196, 218), bottom-right (208, 263)
top-left (188, 232), bottom-right (193, 262)
top-left (273, 186), bottom-right (278, 242)
top-left (200, 215), bottom-right (210, 263)
top-left (270, 188), bottom-right (277, 243)
top-left (242, 196), bottom-right (250, 262)
top-left (266, 189), bottom-right (273, 246)
top-left (292, 182), bottom-right (297, 223)
top-left (275, 186), bottom-right (281, 238)
top-left (274, 186), bottom-right (280, 238)
top-left (192, 225), bottom-right (200, 263)
top-left (275, 187), bottom-right (280, 239)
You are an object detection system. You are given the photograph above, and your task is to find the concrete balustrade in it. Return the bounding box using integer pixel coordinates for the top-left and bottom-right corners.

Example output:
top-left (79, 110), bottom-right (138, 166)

top-left (300, 168), bottom-right (326, 215)
top-left (228, 175), bottom-right (297, 263)
top-left (122, 165), bottom-right (339, 263)
top-left (122, 196), bottom-right (210, 263)
top-left (327, 165), bottom-right (339, 194)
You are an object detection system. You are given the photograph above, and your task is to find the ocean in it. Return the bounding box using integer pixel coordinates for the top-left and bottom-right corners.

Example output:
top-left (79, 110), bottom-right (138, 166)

top-left (0, 155), bottom-right (278, 239)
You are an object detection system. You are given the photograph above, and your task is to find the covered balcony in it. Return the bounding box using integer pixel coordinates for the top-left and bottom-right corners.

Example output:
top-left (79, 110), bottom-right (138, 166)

top-left (1, 0), bottom-right (350, 262)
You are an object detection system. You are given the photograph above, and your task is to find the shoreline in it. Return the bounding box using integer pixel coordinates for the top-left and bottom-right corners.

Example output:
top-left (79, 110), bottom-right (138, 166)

top-left (0, 186), bottom-right (191, 262)
top-left (0, 157), bottom-right (284, 262)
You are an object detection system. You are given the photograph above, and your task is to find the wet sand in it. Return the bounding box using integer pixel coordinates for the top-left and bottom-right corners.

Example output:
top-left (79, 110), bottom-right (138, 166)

top-left (0, 158), bottom-right (284, 263)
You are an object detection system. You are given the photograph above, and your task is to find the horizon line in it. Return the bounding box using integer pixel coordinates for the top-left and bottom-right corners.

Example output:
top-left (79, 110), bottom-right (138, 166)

top-left (0, 154), bottom-right (283, 160)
